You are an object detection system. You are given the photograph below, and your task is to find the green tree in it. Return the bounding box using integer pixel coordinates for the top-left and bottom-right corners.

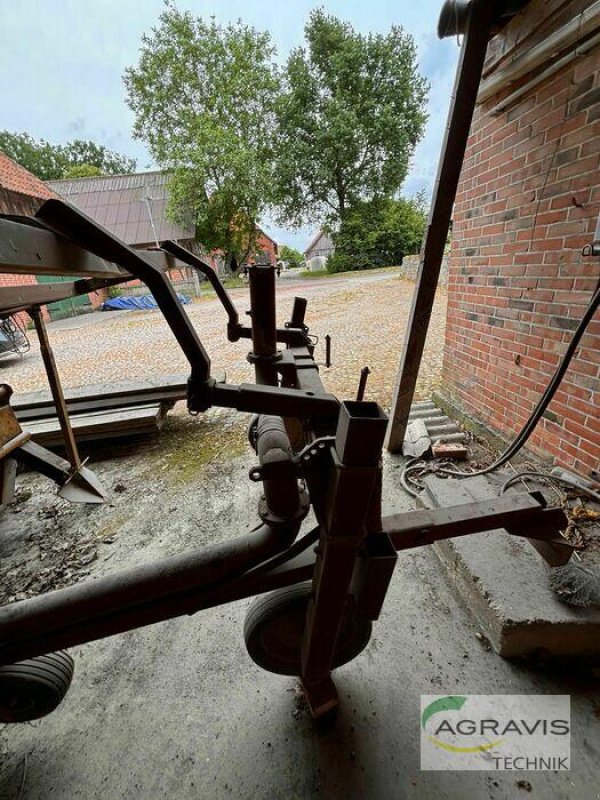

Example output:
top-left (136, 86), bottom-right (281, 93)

top-left (61, 140), bottom-right (136, 175)
top-left (0, 130), bottom-right (136, 180)
top-left (327, 194), bottom-right (428, 273)
top-left (279, 244), bottom-right (304, 268)
top-left (61, 164), bottom-right (104, 179)
top-left (124, 4), bottom-right (280, 267)
top-left (275, 10), bottom-right (429, 228)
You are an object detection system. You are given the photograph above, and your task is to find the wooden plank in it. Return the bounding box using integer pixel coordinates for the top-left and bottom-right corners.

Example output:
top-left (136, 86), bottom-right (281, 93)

top-left (13, 374), bottom-right (189, 410)
top-left (24, 404), bottom-right (165, 446)
top-left (13, 375), bottom-right (188, 421)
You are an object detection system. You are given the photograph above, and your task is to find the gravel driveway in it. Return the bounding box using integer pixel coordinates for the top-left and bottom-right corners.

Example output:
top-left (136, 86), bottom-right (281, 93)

top-left (1, 271), bottom-right (447, 409)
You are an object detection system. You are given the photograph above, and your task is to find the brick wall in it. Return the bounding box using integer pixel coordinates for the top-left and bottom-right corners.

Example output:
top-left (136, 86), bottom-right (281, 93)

top-left (442, 2), bottom-right (600, 478)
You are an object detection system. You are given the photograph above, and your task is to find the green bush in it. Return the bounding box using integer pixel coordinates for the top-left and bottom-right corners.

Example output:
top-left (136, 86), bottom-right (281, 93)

top-left (279, 244), bottom-right (304, 269)
top-left (326, 252), bottom-right (369, 273)
top-left (326, 195), bottom-right (427, 273)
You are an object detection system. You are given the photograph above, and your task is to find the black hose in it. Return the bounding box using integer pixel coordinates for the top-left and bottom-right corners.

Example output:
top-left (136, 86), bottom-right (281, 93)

top-left (500, 471), bottom-right (600, 503)
top-left (400, 284), bottom-right (600, 490)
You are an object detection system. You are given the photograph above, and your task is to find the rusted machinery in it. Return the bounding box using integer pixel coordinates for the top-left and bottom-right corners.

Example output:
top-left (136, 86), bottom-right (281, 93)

top-left (0, 198), bottom-right (573, 723)
top-left (0, 0), bottom-right (575, 725)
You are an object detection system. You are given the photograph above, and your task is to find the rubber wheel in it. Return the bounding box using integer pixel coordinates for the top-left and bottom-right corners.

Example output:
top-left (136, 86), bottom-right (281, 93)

top-left (244, 582), bottom-right (371, 676)
top-left (0, 651), bottom-right (74, 723)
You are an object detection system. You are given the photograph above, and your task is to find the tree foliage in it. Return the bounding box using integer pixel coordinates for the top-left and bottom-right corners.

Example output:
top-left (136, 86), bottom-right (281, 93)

top-left (327, 193), bottom-right (428, 273)
top-left (275, 9), bottom-right (429, 228)
top-left (124, 4), bottom-right (280, 265)
top-left (279, 244), bottom-right (304, 268)
top-left (0, 130), bottom-right (136, 181)
top-left (61, 164), bottom-right (104, 179)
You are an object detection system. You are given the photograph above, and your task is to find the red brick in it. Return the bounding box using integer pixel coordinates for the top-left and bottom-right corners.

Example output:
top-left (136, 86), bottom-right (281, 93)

top-left (442, 20), bottom-right (600, 476)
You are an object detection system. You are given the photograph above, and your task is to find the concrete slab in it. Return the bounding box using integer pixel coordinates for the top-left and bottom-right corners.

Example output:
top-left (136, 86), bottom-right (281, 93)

top-left (423, 474), bottom-right (600, 658)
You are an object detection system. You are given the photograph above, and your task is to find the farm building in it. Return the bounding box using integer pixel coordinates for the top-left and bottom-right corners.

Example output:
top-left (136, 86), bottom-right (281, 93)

top-left (0, 153), bottom-right (101, 321)
top-left (304, 229), bottom-right (335, 261)
top-left (47, 172), bottom-right (279, 274)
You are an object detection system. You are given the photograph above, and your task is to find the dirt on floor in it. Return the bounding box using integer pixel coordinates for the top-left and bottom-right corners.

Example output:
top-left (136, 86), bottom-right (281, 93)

top-left (0, 412), bottom-right (249, 606)
top-left (1, 415), bottom-right (599, 800)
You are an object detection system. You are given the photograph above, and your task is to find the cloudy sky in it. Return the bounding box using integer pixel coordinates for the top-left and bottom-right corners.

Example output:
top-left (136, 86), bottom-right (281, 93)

top-left (0, 0), bottom-right (460, 250)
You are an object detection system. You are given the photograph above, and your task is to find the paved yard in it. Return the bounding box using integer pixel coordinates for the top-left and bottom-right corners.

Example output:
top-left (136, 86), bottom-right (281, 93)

top-left (1, 271), bottom-right (447, 409)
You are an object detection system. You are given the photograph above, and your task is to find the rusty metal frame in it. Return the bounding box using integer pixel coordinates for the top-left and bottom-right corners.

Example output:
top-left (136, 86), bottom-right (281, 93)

top-left (0, 0), bottom-right (574, 718)
top-left (0, 195), bottom-right (572, 718)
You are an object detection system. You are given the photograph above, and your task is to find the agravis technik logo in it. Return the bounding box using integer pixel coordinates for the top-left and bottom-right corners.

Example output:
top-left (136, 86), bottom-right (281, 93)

top-left (420, 695), bottom-right (570, 771)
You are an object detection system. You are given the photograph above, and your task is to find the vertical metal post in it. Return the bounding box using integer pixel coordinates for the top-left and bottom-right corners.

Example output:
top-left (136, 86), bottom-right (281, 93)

top-left (247, 265), bottom-right (280, 386)
top-left (30, 307), bottom-right (81, 469)
top-left (300, 401), bottom-right (388, 717)
top-left (290, 296), bottom-right (307, 329)
top-left (385, 0), bottom-right (499, 452)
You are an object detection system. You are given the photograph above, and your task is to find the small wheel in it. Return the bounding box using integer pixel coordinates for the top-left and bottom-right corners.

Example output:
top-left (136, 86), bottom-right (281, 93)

top-left (244, 582), bottom-right (371, 676)
top-left (0, 651), bottom-right (74, 723)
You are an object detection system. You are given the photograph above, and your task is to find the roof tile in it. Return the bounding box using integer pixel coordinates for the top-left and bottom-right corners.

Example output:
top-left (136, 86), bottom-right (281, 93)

top-left (0, 152), bottom-right (56, 200)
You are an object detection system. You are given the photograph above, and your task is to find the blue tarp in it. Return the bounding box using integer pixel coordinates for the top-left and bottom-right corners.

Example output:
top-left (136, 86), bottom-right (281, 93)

top-left (102, 293), bottom-right (190, 311)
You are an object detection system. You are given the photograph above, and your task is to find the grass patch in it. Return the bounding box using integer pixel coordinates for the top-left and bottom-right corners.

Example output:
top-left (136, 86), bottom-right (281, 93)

top-left (299, 265), bottom-right (400, 280)
top-left (157, 415), bottom-right (247, 484)
top-left (300, 269), bottom-right (329, 278)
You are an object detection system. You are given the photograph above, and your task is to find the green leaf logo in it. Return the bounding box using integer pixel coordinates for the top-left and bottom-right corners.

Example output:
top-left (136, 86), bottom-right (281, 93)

top-left (422, 696), bottom-right (504, 754)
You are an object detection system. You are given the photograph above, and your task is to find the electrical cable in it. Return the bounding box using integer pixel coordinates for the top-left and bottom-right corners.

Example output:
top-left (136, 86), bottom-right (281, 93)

top-left (500, 471), bottom-right (600, 504)
top-left (400, 284), bottom-right (600, 492)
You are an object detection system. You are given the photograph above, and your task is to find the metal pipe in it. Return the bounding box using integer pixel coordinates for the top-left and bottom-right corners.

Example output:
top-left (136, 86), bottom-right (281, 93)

top-left (30, 307), bottom-right (81, 470)
top-left (36, 201), bottom-right (212, 384)
top-left (300, 402), bottom-right (388, 712)
top-left (212, 382), bottom-right (339, 419)
top-left (0, 406), bottom-right (305, 663)
top-left (256, 415), bottom-right (301, 519)
top-left (161, 240), bottom-right (241, 341)
top-left (290, 297), bottom-right (308, 329)
top-left (356, 367), bottom-right (370, 402)
top-left (0, 520), bottom-right (302, 666)
top-left (247, 265), bottom-right (280, 386)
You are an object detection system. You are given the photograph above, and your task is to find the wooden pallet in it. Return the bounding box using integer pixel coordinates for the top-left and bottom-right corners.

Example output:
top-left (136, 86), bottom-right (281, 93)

top-left (23, 404), bottom-right (169, 446)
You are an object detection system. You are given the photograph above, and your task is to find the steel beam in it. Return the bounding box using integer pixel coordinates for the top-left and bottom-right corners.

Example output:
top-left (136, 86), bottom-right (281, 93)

top-left (35, 200), bottom-right (211, 385)
top-left (0, 216), bottom-right (127, 279)
top-left (300, 401), bottom-right (388, 716)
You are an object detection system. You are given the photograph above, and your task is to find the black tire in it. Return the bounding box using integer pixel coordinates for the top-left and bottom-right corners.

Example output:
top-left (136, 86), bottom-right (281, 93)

top-left (0, 651), bottom-right (74, 723)
top-left (244, 582), bottom-right (371, 676)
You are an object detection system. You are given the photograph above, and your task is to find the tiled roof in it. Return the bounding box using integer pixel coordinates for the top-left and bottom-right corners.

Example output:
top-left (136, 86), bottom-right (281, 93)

top-left (47, 171), bottom-right (193, 246)
top-left (0, 152), bottom-right (56, 200)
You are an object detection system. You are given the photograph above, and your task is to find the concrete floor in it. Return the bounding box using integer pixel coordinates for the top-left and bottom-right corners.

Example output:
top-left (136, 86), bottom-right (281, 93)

top-left (0, 419), bottom-right (598, 799)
